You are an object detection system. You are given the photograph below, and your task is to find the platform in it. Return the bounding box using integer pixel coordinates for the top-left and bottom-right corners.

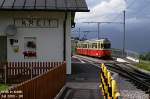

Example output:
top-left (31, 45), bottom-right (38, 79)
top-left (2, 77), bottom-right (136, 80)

top-left (60, 59), bottom-right (103, 99)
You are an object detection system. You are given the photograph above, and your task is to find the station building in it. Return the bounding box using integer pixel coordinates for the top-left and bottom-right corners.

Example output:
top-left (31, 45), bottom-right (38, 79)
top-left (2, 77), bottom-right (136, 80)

top-left (0, 0), bottom-right (89, 74)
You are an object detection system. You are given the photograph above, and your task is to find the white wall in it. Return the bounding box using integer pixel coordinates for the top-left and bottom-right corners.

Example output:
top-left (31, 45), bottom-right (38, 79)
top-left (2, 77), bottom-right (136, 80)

top-left (0, 11), bottom-right (71, 74)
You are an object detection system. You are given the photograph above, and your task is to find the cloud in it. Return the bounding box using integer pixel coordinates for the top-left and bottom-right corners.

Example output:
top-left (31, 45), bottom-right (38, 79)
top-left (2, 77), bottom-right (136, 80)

top-left (75, 0), bottom-right (127, 22)
top-left (73, 0), bottom-right (150, 53)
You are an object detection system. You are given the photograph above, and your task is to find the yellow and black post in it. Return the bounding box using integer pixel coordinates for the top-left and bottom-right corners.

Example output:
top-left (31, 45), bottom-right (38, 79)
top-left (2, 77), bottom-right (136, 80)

top-left (100, 63), bottom-right (122, 99)
top-left (103, 66), bottom-right (108, 99)
top-left (107, 71), bottom-right (112, 99)
top-left (112, 80), bottom-right (116, 99)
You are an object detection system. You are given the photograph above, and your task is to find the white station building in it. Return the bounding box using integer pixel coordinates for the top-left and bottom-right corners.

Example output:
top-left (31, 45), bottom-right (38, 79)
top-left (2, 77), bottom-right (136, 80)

top-left (0, 0), bottom-right (89, 74)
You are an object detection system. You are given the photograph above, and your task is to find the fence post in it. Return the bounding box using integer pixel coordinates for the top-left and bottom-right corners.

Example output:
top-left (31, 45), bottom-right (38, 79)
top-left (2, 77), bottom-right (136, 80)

top-left (30, 63), bottom-right (33, 79)
top-left (4, 63), bottom-right (7, 84)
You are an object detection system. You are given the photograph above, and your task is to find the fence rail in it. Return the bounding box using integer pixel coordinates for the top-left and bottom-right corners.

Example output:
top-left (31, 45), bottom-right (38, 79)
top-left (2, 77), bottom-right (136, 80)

top-left (112, 49), bottom-right (140, 63)
top-left (100, 63), bottom-right (122, 99)
top-left (0, 61), bottom-right (64, 84)
top-left (0, 62), bottom-right (66, 99)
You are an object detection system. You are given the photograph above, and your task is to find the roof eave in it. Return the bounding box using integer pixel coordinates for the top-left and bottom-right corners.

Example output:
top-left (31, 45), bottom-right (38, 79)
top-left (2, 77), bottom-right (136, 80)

top-left (0, 8), bottom-right (90, 12)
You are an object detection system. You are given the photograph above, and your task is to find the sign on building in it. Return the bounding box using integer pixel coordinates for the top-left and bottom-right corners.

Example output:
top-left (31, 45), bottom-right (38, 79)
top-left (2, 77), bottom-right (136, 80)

top-left (13, 17), bottom-right (58, 28)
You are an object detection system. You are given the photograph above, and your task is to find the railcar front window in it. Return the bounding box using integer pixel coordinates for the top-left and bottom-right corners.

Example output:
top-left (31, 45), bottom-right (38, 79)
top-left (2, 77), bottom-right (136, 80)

top-left (104, 43), bottom-right (111, 49)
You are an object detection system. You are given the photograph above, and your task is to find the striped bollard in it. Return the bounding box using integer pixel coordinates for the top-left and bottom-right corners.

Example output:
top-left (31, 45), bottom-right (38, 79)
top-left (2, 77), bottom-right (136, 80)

top-left (107, 72), bottom-right (112, 99)
top-left (112, 80), bottom-right (116, 99)
top-left (104, 66), bottom-right (108, 99)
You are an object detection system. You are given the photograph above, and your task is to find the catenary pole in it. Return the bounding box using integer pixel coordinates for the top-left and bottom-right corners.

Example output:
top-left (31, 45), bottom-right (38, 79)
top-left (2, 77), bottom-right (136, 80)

top-left (123, 10), bottom-right (126, 57)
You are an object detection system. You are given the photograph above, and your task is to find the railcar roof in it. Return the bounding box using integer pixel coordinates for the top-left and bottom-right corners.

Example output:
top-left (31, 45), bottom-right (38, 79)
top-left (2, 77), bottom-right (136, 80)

top-left (83, 38), bottom-right (110, 42)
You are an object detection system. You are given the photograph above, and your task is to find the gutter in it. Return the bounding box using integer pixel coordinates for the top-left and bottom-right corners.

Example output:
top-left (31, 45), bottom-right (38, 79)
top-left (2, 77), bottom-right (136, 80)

top-left (63, 12), bottom-right (67, 61)
top-left (0, 9), bottom-right (90, 12)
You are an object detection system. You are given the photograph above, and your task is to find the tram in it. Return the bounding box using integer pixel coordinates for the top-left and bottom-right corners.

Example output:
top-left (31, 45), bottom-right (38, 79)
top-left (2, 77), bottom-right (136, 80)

top-left (76, 38), bottom-right (111, 57)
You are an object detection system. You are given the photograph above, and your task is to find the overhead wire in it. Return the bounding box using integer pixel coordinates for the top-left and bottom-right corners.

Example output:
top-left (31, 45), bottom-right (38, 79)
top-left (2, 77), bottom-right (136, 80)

top-left (76, 0), bottom-right (150, 26)
top-left (112, 0), bottom-right (137, 22)
top-left (128, 0), bottom-right (150, 18)
top-left (76, 0), bottom-right (134, 22)
top-left (113, 0), bottom-right (150, 22)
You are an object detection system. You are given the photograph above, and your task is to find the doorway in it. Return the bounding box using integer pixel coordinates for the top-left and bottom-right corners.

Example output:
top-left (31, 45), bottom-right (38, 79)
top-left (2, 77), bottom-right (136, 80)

top-left (0, 36), bottom-right (7, 61)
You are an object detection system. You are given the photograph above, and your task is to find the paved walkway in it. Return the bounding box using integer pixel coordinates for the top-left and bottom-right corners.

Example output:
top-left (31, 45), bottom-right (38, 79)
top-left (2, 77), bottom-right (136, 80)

top-left (61, 58), bottom-right (103, 99)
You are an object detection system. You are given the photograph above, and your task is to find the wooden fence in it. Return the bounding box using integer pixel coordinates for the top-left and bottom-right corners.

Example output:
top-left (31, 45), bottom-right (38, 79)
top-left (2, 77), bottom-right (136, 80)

top-left (0, 62), bottom-right (64, 84)
top-left (0, 62), bottom-right (66, 99)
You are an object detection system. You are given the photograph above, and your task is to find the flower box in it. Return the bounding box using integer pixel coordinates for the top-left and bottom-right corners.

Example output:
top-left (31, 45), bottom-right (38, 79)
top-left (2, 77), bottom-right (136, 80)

top-left (23, 51), bottom-right (36, 57)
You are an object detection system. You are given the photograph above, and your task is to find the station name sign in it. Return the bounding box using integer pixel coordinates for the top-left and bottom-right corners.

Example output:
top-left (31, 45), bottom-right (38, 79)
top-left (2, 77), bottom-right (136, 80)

top-left (13, 17), bottom-right (58, 28)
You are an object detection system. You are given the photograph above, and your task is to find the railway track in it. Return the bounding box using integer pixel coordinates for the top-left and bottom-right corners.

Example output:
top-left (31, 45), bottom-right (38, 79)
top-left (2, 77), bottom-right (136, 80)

top-left (74, 55), bottom-right (150, 94)
top-left (106, 64), bottom-right (150, 94)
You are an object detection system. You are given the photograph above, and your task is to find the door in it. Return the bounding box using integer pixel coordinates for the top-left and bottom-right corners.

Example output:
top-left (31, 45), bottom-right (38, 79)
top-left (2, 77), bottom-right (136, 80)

top-left (0, 36), bottom-right (7, 61)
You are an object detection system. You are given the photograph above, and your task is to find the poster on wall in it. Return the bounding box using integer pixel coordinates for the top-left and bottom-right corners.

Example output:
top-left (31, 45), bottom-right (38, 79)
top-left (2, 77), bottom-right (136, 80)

top-left (23, 37), bottom-right (37, 58)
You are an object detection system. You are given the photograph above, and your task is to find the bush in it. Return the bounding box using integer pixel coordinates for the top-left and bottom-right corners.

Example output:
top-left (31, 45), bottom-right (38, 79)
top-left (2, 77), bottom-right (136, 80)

top-left (140, 52), bottom-right (150, 61)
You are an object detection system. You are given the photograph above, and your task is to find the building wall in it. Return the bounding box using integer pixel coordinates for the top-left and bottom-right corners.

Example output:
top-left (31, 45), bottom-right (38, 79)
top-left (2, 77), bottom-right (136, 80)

top-left (0, 11), bottom-right (71, 74)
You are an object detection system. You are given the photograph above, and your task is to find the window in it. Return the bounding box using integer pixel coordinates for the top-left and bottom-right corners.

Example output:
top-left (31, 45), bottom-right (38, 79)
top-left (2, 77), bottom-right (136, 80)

top-left (23, 37), bottom-right (37, 58)
top-left (82, 44), bottom-right (87, 48)
top-left (104, 43), bottom-right (111, 49)
top-left (101, 44), bottom-right (104, 49)
top-left (98, 42), bottom-right (101, 48)
top-left (92, 43), bottom-right (97, 48)
top-left (101, 43), bottom-right (111, 49)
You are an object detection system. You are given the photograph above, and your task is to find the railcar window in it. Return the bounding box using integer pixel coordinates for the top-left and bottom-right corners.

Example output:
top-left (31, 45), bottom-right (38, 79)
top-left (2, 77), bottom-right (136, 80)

top-left (86, 44), bottom-right (88, 48)
top-left (92, 43), bottom-right (97, 48)
top-left (82, 44), bottom-right (88, 48)
top-left (81, 44), bottom-right (83, 48)
top-left (78, 44), bottom-right (80, 48)
top-left (101, 44), bottom-right (104, 49)
top-left (89, 43), bottom-right (92, 48)
top-left (87, 44), bottom-right (89, 48)
top-left (80, 44), bottom-right (82, 48)
top-left (98, 43), bottom-right (101, 48)
top-left (104, 43), bottom-right (111, 49)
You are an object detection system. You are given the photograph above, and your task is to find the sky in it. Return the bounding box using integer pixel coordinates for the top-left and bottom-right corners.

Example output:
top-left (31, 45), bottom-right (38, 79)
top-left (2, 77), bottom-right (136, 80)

top-left (73, 0), bottom-right (150, 53)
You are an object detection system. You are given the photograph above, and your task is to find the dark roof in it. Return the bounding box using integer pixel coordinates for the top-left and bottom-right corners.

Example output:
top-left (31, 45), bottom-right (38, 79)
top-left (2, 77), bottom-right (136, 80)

top-left (0, 0), bottom-right (89, 12)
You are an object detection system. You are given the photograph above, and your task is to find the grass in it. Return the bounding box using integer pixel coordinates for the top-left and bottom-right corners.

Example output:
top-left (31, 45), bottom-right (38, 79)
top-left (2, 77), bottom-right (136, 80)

top-left (0, 84), bottom-right (9, 91)
top-left (134, 60), bottom-right (150, 71)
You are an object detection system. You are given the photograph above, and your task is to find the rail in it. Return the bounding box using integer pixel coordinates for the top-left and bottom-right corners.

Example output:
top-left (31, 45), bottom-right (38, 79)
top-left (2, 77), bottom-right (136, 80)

top-left (126, 50), bottom-right (140, 63)
top-left (112, 49), bottom-right (140, 63)
top-left (100, 63), bottom-right (122, 99)
top-left (0, 62), bottom-right (66, 99)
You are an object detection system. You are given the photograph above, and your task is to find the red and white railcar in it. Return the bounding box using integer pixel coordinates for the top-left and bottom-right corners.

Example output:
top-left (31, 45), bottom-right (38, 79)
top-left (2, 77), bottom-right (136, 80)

top-left (76, 38), bottom-right (111, 57)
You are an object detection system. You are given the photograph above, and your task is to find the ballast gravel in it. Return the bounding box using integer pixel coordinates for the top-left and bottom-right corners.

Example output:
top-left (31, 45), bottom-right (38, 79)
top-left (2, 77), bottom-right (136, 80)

top-left (116, 75), bottom-right (149, 99)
